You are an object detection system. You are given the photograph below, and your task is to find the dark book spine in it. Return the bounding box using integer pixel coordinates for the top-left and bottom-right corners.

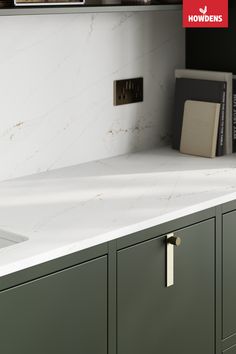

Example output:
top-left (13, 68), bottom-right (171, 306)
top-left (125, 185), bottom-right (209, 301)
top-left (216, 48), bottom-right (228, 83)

top-left (233, 79), bottom-right (236, 153)
top-left (216, 82), bottom-right (226, 157)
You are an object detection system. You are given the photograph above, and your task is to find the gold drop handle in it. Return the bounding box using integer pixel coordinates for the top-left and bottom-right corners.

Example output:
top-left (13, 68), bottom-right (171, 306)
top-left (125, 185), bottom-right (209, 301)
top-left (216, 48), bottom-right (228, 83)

top-left (166, 233), bottom-right (181, 287)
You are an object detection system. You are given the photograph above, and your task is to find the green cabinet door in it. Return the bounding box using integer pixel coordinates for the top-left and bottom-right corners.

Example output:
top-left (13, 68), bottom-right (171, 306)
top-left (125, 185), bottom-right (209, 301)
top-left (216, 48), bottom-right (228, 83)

top-left (223, 210), bottom-right (236, 339)
top-left (0, 256), bottom-right (107, 354)
top-left (117, 219), bottom-right (215, 354)
top-left (223, 345), bottom-right (236, 354)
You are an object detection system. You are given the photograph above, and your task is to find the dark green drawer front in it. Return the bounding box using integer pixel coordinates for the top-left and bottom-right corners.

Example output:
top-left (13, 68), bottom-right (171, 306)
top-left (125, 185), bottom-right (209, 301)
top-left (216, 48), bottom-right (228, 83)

top-left (223, 345), bottom-right (236, 354)
top-left (0, 256), bottom-right (107, 354)
top-left (223, 211), bottom-right (236, 339)
top-left (117, 219), bottom-right (215, 354)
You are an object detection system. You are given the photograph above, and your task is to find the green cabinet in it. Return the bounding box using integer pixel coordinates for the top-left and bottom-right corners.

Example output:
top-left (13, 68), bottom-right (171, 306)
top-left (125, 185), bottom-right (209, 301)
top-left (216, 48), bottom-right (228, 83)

top-left (1, 203), bottom-right (236, 354)
top-left (117, 219), bottom-right (215, 354)
top-left (223, 210), bottom-right (236, 339)
top-left (0, 256), bottom-right (107, 354)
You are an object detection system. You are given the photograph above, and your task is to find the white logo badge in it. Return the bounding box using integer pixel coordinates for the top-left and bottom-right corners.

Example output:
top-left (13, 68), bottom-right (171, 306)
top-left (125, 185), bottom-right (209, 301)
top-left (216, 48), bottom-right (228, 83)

top-left (199, 6), bottom-right (207, 15)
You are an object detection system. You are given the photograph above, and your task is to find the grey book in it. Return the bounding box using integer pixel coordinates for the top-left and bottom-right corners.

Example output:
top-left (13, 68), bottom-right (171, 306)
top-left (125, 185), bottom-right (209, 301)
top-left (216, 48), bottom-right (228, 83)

top-left (180, 100), bottom-right (220, 158)
top-left (175, 69), bottom-right (233, 155)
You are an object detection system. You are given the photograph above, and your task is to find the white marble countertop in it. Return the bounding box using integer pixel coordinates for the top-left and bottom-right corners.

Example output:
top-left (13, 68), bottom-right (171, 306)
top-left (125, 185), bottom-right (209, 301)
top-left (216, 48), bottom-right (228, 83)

top-left (0, 147), bottom-right (236, 277)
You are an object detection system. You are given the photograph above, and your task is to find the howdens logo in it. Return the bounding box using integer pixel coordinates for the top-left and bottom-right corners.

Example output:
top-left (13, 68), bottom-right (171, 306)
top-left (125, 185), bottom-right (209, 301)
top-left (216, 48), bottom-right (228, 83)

top-left (188, 7), bottom-right (223, 23)
top-left (183, 0), bottom-right (228, 28)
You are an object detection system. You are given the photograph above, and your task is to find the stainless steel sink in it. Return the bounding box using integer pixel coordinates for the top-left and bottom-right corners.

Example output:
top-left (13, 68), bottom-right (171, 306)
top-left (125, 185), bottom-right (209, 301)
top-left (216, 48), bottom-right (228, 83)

top-left (0, 230), bottom-right (28, 249)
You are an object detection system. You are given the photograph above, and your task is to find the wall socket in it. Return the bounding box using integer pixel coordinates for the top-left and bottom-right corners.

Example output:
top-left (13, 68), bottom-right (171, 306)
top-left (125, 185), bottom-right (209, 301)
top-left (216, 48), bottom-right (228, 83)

top-left (113, 77), bottom-right (143, 106)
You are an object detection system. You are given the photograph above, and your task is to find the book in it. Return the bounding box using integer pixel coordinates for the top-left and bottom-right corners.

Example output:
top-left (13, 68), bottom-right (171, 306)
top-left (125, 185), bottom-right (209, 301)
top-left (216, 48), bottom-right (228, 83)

top-left (173, 77), bottom-right (226, 156)
top-left (175, 69), bottom-right (233, 155)
top-left (180, 100), bottom-right (220, 158)
top-left (233, 76), bottom-right (236, 153)
top-left (14, 0), bottom-right (84, 5)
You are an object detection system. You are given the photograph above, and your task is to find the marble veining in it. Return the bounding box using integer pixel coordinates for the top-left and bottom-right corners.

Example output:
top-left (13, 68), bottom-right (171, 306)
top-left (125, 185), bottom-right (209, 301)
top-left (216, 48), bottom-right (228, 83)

top-left (0, 147), bottom-right (236, 277)
top-left (0, 11), bottom-right (184, 181)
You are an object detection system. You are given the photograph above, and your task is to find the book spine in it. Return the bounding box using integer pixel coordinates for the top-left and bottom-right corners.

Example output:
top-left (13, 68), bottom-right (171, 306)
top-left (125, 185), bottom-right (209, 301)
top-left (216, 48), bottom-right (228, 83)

top-left (233, 79), bottom-right (236, 153)
top-left (216, 82), bottom-right (226, 157)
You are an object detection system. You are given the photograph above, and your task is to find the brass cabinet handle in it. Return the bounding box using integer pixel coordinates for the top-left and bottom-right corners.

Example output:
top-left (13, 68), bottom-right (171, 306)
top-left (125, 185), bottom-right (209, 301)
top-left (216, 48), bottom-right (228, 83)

top-left (166, 233), bottom-right (181, 287)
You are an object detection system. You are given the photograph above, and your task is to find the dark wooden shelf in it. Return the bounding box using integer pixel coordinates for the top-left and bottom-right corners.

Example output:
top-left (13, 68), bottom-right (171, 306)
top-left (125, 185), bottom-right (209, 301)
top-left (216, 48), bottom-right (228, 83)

top-left (0, 3), bottom-right (182, 16)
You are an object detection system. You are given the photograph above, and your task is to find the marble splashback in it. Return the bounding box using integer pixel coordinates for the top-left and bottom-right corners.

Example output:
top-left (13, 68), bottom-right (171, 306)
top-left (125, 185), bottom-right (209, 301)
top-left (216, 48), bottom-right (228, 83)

top-left (0, 11), bottom-right (185, 181)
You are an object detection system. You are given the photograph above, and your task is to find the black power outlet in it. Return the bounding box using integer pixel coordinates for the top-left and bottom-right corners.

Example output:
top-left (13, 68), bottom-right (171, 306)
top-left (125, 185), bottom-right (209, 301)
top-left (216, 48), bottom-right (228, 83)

top-left (113, 77), bottom-right (143, 106)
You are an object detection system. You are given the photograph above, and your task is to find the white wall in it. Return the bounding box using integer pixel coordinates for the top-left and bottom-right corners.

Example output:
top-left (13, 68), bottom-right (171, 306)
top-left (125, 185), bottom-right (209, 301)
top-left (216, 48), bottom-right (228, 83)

top-left (0, 10), bottom-right (185, 181)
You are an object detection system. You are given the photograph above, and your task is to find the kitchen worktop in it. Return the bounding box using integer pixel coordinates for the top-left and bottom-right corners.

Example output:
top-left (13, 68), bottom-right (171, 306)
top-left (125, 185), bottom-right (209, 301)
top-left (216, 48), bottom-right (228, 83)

top-left (0, 146), bottom-right (236, 277)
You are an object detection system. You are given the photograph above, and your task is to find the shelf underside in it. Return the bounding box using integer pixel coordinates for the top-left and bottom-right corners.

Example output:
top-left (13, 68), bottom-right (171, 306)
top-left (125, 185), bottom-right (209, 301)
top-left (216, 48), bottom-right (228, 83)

top-left (0, 3), bottom-right (182, 16)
